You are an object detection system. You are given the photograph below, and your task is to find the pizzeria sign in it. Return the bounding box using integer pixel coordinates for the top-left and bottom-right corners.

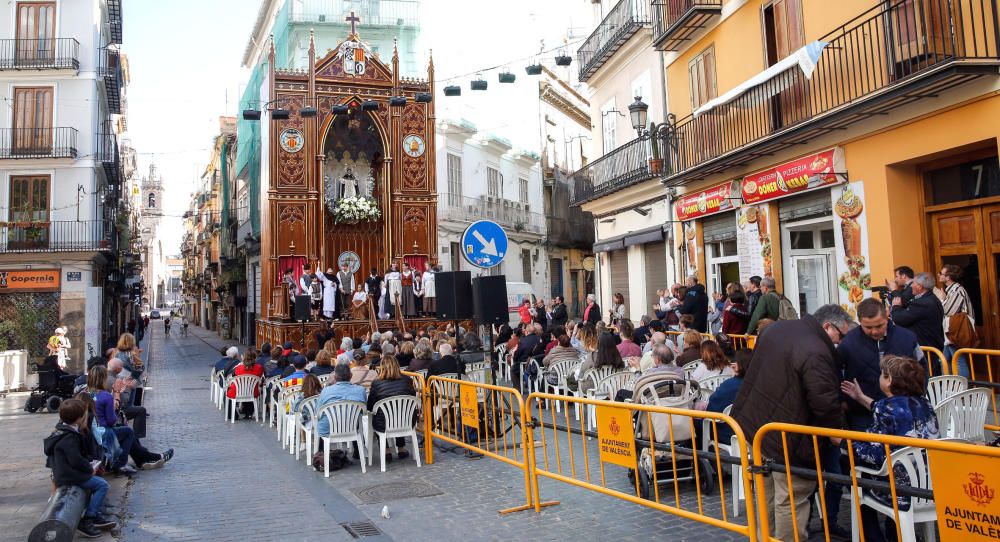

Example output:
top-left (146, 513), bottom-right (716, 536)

top-left (675, 180), bottom-right (741, 221)
top-left (742, 147), bottom-right (846, 204)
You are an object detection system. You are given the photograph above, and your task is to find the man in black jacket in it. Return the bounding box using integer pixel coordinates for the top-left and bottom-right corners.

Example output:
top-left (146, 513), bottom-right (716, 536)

top-left (44, 399), bottom-right (116, 536)
top-left (733, 304), bottom-right (851, 542)
top-left (891, 271), bottom-right (945, 353)
top-left (428, 343), bottom-right (460, 376)
top-left (365, 268), bottom-right (381, 309)
top-left (549, 296), bottom-right (568, 328)
top-left (511, 323), bottom-right (543, 390)
top-left (679, 276), bottom-right (709, 332)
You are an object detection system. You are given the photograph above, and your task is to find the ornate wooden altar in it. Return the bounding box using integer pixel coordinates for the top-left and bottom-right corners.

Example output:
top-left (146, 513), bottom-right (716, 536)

top-left (256, 28), bottom-right (439, 350)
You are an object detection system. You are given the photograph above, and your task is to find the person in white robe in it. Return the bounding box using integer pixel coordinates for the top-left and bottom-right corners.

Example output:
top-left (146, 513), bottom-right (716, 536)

top-left (384, 264), bottom-right (402, 319)
top-left (316, 266), bottom-right (340, 319)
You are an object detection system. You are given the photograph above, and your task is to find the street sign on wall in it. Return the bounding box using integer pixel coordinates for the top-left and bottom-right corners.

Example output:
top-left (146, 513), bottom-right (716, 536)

top-left (461, 220), bottom-right (508, 269)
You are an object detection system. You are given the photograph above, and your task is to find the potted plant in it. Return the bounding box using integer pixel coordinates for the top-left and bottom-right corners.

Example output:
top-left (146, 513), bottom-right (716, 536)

top-left (647, 122), bottom-right (664, 174)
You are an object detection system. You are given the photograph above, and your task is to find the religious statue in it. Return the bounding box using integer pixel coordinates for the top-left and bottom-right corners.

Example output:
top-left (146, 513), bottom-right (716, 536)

top-left (340, 167), bottom-right (358, 199)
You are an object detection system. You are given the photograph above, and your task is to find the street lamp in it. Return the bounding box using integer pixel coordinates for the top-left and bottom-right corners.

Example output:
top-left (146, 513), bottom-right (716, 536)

top-left (629, 96), bottom-right (648, 134)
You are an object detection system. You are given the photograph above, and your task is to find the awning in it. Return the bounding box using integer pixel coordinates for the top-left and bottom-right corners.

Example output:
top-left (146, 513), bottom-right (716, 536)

top-left (592, 238), bottom-right (625, 253)
top-left (623, 226), bottom-right (664, 247)
top-left (694, 41), bottom-right (828, 117)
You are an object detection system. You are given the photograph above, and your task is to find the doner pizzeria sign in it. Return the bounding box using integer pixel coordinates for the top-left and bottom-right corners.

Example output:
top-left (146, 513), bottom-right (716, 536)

top-left (675, 180), bottom-right (741, 222)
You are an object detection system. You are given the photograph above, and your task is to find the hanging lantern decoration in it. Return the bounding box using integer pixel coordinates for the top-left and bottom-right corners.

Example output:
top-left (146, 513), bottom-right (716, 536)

top-left (499, 66), bottom-right (516, 84)
top-left (525, 63), bottom-right (543, 75)
top-left (471, 72), bottom-right (488, 91)
top-left (444, 85), bottom-right (461, 96)
top-left (554, 49), bottom-right (572, 66)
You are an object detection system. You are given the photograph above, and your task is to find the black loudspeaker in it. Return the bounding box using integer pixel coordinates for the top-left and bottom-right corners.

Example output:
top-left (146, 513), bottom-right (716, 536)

top-left (473, 275), bottom-right (508, 326)
top-left (293, 295), bottom-right (312, 322)
top-left (436, 271), bottom-right (473, 320)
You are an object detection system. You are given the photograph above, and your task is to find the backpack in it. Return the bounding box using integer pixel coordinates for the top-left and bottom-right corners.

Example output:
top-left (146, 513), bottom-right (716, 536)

top-left (776, 294), bottom-right (799, 320)
top-left (313, 448), bottom-right (350, 472)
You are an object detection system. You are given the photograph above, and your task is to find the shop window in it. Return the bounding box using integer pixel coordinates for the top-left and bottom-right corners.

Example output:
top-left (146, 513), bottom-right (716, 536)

top-left (790, 231), bottom-right (814, 249)
top-left (927, 156), bottom-right (1000, 205)
top-left (820, 228), bottom-right (835, 249)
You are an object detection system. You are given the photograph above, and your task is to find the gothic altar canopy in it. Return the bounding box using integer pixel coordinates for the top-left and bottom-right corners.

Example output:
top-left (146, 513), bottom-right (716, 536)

top-left (258, 19), bottom-right (437, 340)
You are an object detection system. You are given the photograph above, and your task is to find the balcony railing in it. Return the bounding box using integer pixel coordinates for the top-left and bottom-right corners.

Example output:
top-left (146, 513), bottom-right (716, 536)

top-left (0, 220), bottom-right (114, 252)
top-left (651, 0), bottom-right (723, 51)
top-left (0, 127), bottom-right (78, 159)
top-left (663, 0), bottom-right (1000, 184)
top-left (570, 135), bottom-right (677, 204)
top-left (97, 128), bottom-right (121, 185)
top-left (289, 0), bottom-right (418, 28)
top-left (578, 0), bottom-right (650, 82)
top-left (547, 169), bottom-right (596, 249)
top-left (439, 195), bottom-right (545, 235)
top-left (99, 49), bottom-right (122, 114)
top-left (0, 38), bottom-right (80, 70)
top-left (107, 0), bottom-right (123, 44)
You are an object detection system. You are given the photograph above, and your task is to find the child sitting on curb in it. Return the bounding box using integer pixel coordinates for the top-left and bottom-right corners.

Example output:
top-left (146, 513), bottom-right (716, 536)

top-left (43, 398), bottom-right (116, 538)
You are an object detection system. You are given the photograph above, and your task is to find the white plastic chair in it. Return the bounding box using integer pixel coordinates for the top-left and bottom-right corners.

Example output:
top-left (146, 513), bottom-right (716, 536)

top-left (542, 358), bottom-right (578, 413)
top-left (292, 396), bottom-right (320, 460)
top-left (849, 446), bottom-right (939, 542)
top-left (368, 396), bottom-right (421, 472)
top-left (925, 375), bottom-right (967, 408)
top-left (276, 386), bottom-right (302, 443)
top-left (698, 405), bottom-right (744, 516)
top-left (464, 361), bottom-right (487, 375)
top-left (585, 370), bottom-right (633, 429)
top-left (697, 374), bottom-right (732, 402)
top-left (494, 344), bottom-right (509, 381)
top-left (935, 388), bottom-right (990, 442)
top-left (318, 400), bottom-right (368, 476)
top-left (259, 376), bottom-right (280, 427)
top-left (463, 368), bottom-right (488, 402)
top-left (209, 368), bottom-right (219, 403)
top-left (682, 360), bottom-right (701, 380)
top-left (225, 374), bottom-right (262, 424)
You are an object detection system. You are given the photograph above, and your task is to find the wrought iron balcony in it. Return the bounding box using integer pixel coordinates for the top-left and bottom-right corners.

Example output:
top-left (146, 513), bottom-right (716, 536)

top-left (107, 0), bottom-right (123, 44)
top-left (663, 0), bottom-right (1000, 185)
top-left (99, 49), bottom-right (122, 114)
top-left (0, 38), bottom-right (80, 70)
top-left (288, 0), bottom-right (419, 28)
top-left (651, 0), bottom-right (722, 52)
top-left (0, 127), bottom-right (78, 159)
top-left (577, 0), bottom-right (650, 82)
top-left (569, 136), bottom-right (676, 205)
top-left (0, 220), bottom-right (114, 253)
top-left (547, 168), bottom-right (595, 249)
top-left (438, 195), bottom-right (545, 235)
top-left (97, 128), bottom-right (121, 185)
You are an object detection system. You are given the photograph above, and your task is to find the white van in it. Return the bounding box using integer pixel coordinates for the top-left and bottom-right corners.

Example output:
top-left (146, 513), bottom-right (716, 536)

top-left (505, 282), bottom-right (537, 327)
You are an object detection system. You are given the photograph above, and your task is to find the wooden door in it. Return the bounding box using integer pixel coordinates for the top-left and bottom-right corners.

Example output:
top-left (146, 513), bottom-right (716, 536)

top-left (767, 0), bottom-right (808, 128)
top-left (12, 87), bottom-right (53, 154)
top-left (15, 2), bottom-right (56, 65)
top-left (929, 206), bottom-right (998, 348)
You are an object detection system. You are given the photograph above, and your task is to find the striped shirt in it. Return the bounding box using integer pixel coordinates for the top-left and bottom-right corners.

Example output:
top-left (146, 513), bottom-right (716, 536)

top-left (942, 282), bottom-right (974, 321)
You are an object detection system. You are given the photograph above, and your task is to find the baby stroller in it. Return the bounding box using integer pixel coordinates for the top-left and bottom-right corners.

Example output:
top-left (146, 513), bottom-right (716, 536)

top-left (24, 356), bottom-right (77, 413)
top-left (628, 372), bottom-right (714, 499)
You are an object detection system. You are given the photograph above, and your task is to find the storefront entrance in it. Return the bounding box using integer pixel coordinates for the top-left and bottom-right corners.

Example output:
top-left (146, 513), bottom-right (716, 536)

top-left (781, 218), bottom-right (838, 316)
top-left (928, 203), bottom-right (1000, 348)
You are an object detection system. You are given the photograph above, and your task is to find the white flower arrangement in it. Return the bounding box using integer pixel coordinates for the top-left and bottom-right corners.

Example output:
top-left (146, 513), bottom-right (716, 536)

top-left (332, 196), bottom-right (382, 223)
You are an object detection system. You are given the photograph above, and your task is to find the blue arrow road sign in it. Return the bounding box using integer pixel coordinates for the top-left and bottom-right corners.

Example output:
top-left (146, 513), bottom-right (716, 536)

top-left (461, 220), bottom-right (508, 269)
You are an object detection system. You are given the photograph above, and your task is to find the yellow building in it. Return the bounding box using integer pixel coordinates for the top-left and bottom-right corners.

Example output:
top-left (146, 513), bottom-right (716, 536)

top-left (576, 0), bottom-right (1000, 346)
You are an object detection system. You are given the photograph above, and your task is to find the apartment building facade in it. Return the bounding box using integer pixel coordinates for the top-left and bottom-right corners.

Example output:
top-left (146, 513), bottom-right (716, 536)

top-left (0, 0), bottom-right (126, 368)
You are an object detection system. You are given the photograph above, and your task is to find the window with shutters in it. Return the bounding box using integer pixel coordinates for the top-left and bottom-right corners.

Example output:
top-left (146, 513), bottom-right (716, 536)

top-left (450, 241), bottom-right (461, 271)
top-left (9, 175), bottom-right (50, 249)
top-left (688, 45), bottom-right (717, 110)
top-left (601, 98), bottom-right (617, 155)
top-left (15, 2), bottom-right (56, 65)
top-left (447, 154), bottom-right (462, 206)
top-left (521, 249), bottom-right (532, 281)
top-left (12, 87), bottom-right (53, 153)
top-left (487, 166), bottom-right (502, 198)
top-left (519, 177), bottom-right (528, 203)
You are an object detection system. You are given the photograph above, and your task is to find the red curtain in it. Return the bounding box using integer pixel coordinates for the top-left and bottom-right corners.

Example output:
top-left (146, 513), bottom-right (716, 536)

top-left (278, 256), bottom-right (308, 293)
top-left (403, 255), bottom-right (427, 273)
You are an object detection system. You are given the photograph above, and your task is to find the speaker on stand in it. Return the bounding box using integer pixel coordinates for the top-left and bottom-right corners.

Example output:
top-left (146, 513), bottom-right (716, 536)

top-left (294, 295), bottom-right (311, 350)
top-left (435, 271), bottom-right (473, 320)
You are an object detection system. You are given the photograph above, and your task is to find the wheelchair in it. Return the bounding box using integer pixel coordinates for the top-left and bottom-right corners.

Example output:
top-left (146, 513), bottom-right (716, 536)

top-left (24, 359), bottom-right (78, 413)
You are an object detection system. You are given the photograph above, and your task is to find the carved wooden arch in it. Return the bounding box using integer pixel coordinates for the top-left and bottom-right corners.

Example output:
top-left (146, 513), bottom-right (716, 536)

top-left (317, 95), bottom-right (390, 155)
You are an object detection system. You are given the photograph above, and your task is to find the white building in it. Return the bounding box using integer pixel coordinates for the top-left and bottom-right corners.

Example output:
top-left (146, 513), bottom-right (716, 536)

top-left (435, 119), bottom-right (547, 297)
top-left (0, 0), bottom-right (125, 369)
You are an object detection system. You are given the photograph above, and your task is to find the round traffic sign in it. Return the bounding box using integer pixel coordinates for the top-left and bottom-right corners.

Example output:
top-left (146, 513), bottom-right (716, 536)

top-left (460, 220), bottom-right (508, 269)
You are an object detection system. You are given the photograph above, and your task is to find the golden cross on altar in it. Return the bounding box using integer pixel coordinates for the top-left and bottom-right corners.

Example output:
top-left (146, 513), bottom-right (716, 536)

top-left (345, 11), bottom-right (360, 35)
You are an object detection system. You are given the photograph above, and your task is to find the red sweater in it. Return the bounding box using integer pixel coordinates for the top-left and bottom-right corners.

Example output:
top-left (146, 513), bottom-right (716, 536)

top-left (227, 363), bottom-right (264, 398)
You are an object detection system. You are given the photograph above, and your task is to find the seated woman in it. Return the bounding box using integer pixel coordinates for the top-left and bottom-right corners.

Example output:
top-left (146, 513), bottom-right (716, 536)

top-left (576, 332), bottom-right (625, 395)
top-left (228, 349), bottom-right (264, 419)
top-left (395, 341), bottom-right (415, 368)
top-left (542, 335), bottom-right (580, 387)
top-left (291, 374), bottom-right (322, 431)
top-left (706, 349), bottom-right (753, 442)
top-left (406, 341), bottom-right (434, 372)
top-left (690, 340), bottom-right (735, 382)
top-left (350, 350), bottom-right (378, 389)
top-left (86, 366), bottom-right (172, 473)
top-left (367, 355), bottom-right (416, 461)
top-left (310, 350), bottom-right (335, 376)
top-left (350, 284), bottom-right (369, 320)
top-left (675, 329), bottom-right (704, 366)
top-left (841, 355), bottom-right (939, 542)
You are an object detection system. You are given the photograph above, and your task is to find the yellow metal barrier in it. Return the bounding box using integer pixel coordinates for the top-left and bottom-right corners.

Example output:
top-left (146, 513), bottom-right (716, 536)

top-left (951, 348), bottom-right (1000, 430)
top-left (525, 391), bottom-right (758, 541)
top-left (401, 370), bottom-right (432, 465)
top-left (728, 333), bottom-right (755, 350)
top-left (920, 346), bottom-right (949, 377)
top-left (425, 375), bottom-right (557, 514)
top-left (751, 423), bottom-right (1000, 542)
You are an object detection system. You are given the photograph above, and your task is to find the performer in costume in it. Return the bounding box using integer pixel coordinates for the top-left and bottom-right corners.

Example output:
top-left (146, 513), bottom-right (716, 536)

top-left (412, 272), bottom-right (424, 316)
top-left (377, 278), bottom-right (389, 320)
top-left (384, 263), bottom-right (402, 319)
top-left (336, 262), bottom-right (356, 320)
top-left (282, 268), bottom-right (298, 307)
top-left (422, 262), bottom-right (437, 316)
top-left (365, 268), bottom-right (382, 311)
top-left (316, 265), bottom-right (340, 320)
top-left (400, 262), bottom-right (417, 317)
top-left (350, 284), bottom-right (369, 320)
top-left (310, 275), bottom-right (323, 321)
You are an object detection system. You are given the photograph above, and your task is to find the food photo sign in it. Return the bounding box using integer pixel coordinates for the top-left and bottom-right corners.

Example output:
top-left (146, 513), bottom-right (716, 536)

top-left (832, 181), bottom-right (872, 319)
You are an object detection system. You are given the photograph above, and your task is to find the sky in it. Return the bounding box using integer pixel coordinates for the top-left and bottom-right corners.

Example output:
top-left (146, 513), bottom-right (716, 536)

top-left (124, 0), bottom-right (595, 256)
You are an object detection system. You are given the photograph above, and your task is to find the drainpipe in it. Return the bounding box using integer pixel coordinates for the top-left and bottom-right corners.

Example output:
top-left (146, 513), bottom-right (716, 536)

top-left (657, 50), bottom-right (678, 285)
